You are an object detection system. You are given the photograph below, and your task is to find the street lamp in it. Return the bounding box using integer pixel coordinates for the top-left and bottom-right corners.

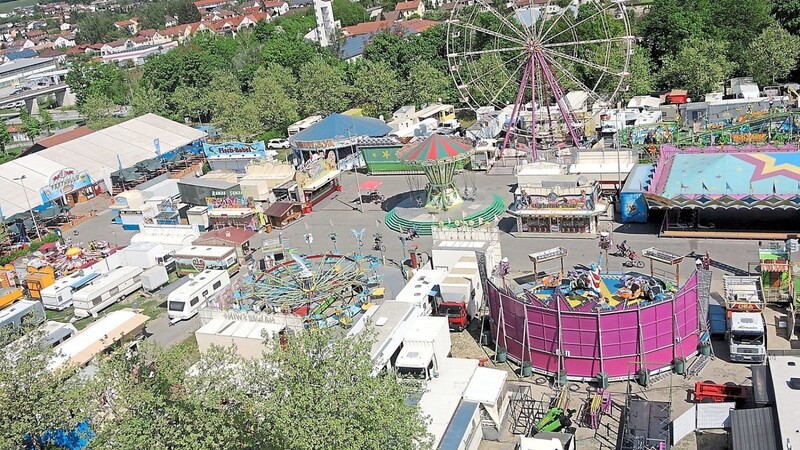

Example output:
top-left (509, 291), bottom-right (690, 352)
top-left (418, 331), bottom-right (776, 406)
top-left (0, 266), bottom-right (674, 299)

top-left (13, 175), bottom-right (41, 241)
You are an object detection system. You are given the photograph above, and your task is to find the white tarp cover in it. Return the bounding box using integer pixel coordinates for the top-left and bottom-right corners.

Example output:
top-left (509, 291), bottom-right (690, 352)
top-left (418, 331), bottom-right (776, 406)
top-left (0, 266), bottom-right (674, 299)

top-left (0, 114), bottom-right (206, 217)
top-left (671, 405), bottom-right (697, 445)
top-left (696, 402), bottom-right (734, 429)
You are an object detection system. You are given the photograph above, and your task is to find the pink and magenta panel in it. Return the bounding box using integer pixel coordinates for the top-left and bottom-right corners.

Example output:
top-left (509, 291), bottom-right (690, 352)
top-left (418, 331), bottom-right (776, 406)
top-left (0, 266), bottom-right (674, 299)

top-left (488, 272), bottom-right (700, 380)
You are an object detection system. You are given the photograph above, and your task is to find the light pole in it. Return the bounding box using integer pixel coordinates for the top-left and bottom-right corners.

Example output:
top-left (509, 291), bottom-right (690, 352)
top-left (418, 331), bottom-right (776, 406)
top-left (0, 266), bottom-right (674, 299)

top-left (615, 102), bottom-right (622, 193)
top-left (329, 231), bottom-right (338, 254)
top-left (399, 235), bottom-right (407, 280)
top-left (13, 175), bottom-right (41, 241)
top-left (347, 126), bottom-right (364, 214)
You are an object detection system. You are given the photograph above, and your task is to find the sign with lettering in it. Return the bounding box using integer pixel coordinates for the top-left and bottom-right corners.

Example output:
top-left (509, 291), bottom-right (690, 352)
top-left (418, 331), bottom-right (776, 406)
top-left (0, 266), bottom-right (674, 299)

top-left (40, 168), bottom-right (92, 203)
top-left (203, 141), bottom-right (267, 159)
top-left (205, 195), bottom-right (255, 210)
top-left (191, 257), bottom-right (206, 272)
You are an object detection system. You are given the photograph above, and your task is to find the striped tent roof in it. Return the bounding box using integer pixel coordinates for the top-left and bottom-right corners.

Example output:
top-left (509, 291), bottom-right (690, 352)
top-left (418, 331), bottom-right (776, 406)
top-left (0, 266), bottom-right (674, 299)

top-left (399, 134), bottom-right (473, 163)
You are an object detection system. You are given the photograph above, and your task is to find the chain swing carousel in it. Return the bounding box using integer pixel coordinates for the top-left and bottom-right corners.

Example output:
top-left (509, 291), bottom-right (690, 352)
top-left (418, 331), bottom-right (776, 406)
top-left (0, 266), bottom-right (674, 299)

top-left (384, 133), bottom-right (508, 235)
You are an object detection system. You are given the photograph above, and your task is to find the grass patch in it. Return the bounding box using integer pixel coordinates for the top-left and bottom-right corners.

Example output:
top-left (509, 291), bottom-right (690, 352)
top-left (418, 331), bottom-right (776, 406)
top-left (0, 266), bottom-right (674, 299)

top-left (0, 0), bottom-right (38, 13)
top-left (51, 291), bottom-right (168, 331)
top-left (174, 333), bottom-right (200, 361)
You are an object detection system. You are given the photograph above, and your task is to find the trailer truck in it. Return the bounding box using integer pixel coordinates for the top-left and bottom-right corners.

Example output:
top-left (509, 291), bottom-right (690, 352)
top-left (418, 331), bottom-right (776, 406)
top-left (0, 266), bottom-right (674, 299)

top-left (722, 276), bottom-right (766, 363)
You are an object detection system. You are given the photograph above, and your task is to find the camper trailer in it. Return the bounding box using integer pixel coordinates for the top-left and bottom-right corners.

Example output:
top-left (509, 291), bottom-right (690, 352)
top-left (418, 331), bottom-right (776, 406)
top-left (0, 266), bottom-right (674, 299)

top-left (167, 269), bottom-right (231, 324)
top-left (173, 245), bottom-right (239, 277)
top-left (0, 300), bottom-right (45, 337)
top-left (40, 270), bottom-right (101, 310)
top-left (72, 266), bottom-right (144, 318)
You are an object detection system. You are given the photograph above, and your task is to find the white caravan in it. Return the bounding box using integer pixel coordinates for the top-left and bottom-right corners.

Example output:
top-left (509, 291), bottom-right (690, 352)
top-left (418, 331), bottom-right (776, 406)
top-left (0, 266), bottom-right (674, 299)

top-left (167, 269), bottom-right (230, 324)
top-left (72, 266), bottom-right (144, 318)
top-left (40, 270), bottom-right (101, 310)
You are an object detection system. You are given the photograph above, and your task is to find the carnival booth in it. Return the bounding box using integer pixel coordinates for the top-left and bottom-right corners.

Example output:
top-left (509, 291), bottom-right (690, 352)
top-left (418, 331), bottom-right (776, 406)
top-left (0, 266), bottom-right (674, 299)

top-left (288, 113), bottom-right (391, 163)
top-left (203, 141), bottom-right (278, 174)
top-left (264, 201), bottom-right (302, 229)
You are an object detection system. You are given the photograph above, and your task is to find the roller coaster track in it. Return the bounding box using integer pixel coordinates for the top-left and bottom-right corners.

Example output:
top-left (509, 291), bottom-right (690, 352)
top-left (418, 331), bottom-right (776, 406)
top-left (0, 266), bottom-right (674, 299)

top-left (622, 112), bottom-right (800, 148)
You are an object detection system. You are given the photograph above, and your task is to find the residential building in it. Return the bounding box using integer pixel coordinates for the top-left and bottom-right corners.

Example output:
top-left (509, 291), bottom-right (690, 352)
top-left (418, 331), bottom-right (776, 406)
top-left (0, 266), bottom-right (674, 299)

top-left (306, 0), bottom-right (338, 47)
top-left (164, 15), bottom-right (177, 27)
top-left (194, 0), bottom-right (229, 13)
top-left (114, 17), bottom-right (139, 34)
top-left (263, 0), bottom-right (289, 15)
top-left (394, 0), bottom-right (424, 18)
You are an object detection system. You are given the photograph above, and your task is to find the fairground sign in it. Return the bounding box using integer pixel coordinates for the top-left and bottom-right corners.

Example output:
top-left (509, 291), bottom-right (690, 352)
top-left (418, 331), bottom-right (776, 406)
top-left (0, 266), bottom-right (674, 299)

top-left (203, 141), bottom-right (267, 159)
top-left (40, 168), bottom-right (92, 203)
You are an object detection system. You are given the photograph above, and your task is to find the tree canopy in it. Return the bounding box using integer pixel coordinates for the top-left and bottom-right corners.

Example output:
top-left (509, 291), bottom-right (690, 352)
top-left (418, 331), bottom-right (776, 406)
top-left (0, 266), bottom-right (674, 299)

top-left (2, 326), bottom-right (431, 450)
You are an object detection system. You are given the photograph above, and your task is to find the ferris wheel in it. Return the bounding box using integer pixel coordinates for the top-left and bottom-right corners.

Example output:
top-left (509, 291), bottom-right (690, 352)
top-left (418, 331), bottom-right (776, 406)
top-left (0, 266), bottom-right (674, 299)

top-left (447, 0), bottom-right (633, 159)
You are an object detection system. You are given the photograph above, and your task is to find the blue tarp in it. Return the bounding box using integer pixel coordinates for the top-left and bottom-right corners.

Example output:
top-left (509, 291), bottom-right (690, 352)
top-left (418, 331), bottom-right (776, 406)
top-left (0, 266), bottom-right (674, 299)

top-left (290, 113), bottom-right (391, 144)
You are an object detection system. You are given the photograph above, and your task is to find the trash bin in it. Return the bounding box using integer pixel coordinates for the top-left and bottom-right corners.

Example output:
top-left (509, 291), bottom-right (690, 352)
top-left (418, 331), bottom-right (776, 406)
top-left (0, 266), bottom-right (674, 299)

top-left (480, 331), bottom-right (491, 346)
top-left (495, 347), bottom-right (507, 363)
top-left (522, 361), bottom-right (533, 377)
top-left (637, 369), bottom-right (649, 387)
top-left (596, 372), bottom-right (609, 389)
top-left (699, 342), bottom-right (712, 356)
top-left (673, 357), bottom-right (686, 375)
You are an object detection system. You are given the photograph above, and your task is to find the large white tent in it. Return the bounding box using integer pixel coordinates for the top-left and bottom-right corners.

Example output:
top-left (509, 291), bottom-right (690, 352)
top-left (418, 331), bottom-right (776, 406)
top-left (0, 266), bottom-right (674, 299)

top-left (0, 114), bottom-right (206, 218)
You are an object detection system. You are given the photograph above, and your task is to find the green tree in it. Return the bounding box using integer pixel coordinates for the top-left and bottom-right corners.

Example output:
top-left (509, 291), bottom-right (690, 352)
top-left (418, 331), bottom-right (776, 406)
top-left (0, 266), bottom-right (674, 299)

top-left (659, 39), bottom-right (734, 98)
top-left (19, 111), bottom-right (41, 142)
top-left (351, 60), bottom-right (401, 117)
top-left (623, 46), bottom-right (657, 101)
top-left (0, 122), bottom-right (11, 155)
top-left (169, 0), bottom-right (201, 25)
top-left (251, 66), bottom-right (299, 133)
top-left (75, 14), bottom-right (125, 44)
top-left (407, 61), bottom-right (453, 107)
top-left (332, 0), bottom-right (367, 27)
top-left (250, 328), bottom-right (432, 449)
top-left (136, 2), bottom-right (168, 30)
top-left (0, 331), bottom-right (91, 450)
top-left (131, 85), bottom-right (169, 117)
top-left (38, 109), bottom-right (54, 136)
top-left (79, 94), bottom-right (121, 130)
top-left (170, 85), bottom-right (213, 123)
top-left (296, 57), bottom-right (351, 116)
top-left (207, 71), bottom-right (261, 140)
top-left (66, 61), bottom-right (128, 105)
top-left (640, 0), bottom-right (712, 62)
top-left (746, 23), bottom-right (800, 86)
top-left (774, 0), bottom-right (800, 36)
top-left (709, 0), bottom-right (773, 71)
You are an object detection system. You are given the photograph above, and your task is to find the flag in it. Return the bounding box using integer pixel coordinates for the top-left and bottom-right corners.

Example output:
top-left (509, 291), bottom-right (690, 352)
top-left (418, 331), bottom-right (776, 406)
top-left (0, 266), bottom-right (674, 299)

top-left (773, 181), bottom-right (777, 194)
top-left (749, 182), bottom-right (754, 194)
top-left (329, 218), bottom-right (333, 228)
top-left (153, 138), bottom-right (162, 157)
top-left (117, 154), bottom-right (123, 171)
top-left (304, 221), bottom-right (311, 231)
top-left (680, 182), bottom-right (688, 190)
top-left (725, 182), bottom-right (732, 192)
top-left (461, 210), bottom-right (467, 219)
top-left (701, 181), bottom-right (708, 191)
top-left (375, 219), bottom-right (381, 229)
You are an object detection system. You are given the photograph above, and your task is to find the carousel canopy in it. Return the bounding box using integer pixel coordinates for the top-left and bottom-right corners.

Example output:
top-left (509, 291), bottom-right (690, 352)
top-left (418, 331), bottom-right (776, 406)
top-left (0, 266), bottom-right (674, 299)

top-left (399, 134), bottom-right (473, 164)
top-left (289, 113), bottom-right (391, 148)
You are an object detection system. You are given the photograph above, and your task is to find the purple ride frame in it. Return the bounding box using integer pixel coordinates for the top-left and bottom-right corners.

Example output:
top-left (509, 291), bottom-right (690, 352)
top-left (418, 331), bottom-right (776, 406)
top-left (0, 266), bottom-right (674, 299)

top-left (487, 272), bottom-right (699, 381)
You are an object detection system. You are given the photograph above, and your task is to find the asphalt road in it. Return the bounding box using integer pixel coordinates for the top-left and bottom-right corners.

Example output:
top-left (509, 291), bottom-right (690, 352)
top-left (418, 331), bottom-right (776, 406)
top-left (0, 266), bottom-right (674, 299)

top-left (70, 170), bottom-right (772, 347)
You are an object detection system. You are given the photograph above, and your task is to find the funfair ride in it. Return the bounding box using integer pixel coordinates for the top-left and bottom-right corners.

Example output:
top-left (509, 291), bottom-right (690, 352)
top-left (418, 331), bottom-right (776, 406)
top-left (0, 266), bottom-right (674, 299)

top-left (447, 0), bottom-right (633, 160)
top-left (251, 253), bottom-right (381, 328)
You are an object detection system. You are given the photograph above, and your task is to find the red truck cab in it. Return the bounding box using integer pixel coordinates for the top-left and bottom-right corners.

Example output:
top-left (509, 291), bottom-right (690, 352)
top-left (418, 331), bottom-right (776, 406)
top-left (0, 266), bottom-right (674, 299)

top-left (437, 301), bottom-right (468, 331)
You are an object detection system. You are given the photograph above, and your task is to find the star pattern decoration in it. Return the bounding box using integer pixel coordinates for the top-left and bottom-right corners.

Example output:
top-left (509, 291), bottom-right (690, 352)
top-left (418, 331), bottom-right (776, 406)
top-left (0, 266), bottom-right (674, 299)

top-left (382, 150), bottom-right (390, 159)
top-left (371, 152), bottom-right (377, 158)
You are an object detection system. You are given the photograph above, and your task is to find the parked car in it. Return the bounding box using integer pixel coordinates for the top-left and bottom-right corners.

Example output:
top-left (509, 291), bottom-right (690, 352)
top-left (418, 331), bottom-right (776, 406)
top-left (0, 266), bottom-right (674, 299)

top-left (267, 138), bottom-right (290, 149)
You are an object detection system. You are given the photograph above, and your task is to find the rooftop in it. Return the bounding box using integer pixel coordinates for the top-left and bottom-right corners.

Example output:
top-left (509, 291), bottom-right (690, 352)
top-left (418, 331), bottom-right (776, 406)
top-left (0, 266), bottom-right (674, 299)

top-left (767, 353), bottom-right (800, 450)
top-left (196, 227), bottom-right (256, 245)
top-left (418, 357), bottom-right (478, 447)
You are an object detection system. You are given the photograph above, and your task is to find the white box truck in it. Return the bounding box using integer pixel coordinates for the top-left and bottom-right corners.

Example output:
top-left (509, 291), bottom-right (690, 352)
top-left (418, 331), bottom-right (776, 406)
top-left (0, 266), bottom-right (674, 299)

top-left (395, 316), bottom-right (451, 379)
top-left (120, 242), bottom-right (174, 270)
top-left (141, 265), bottom-right (169, 292)
top-left (723, 276), bottom-right (766, 363)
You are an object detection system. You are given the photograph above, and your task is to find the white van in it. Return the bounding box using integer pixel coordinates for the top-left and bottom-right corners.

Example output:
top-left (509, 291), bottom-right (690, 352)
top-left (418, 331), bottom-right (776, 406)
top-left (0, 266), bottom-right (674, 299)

top-left (167, 269), bottom-right (230, 324)
top-left (72, 266), bottom-right (144, 318)
top-left (41, 270), bottom-right (101, 310)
